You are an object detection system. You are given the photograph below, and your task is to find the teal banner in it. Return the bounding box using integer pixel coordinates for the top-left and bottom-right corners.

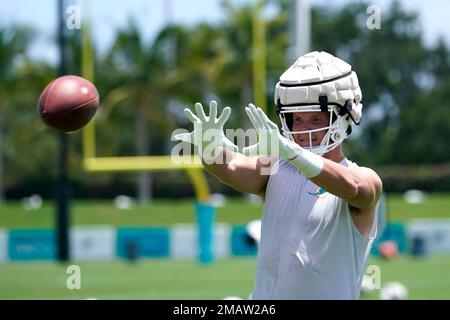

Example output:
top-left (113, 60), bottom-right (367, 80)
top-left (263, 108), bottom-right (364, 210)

top-left (371, 222), bottom-right (407, 255)
top-left (116, 228), bottom-right (169, 259)
top-left (231, 226), bottom-right (257, 256)
top-left (9, 229), bottom-right (56, 260)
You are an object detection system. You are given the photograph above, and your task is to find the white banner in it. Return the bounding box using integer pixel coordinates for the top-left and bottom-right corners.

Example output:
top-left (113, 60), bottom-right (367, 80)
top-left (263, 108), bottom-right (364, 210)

top-left (213, 223), bottom-right (231, 259)
top-left (408, 219), bottom-right (450, 255)
top-left (0, 228), bottom-right (7, 262)
top-left (70, 226), bottom-right (116, 261)
top-left (170, 224), bottom-right (196, 259)
top-left (170, 223), bottom-right (231, 259)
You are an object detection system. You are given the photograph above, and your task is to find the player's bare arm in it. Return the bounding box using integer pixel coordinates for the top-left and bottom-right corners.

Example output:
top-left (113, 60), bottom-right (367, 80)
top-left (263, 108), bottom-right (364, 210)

top-left (310, 161), bottom-right (383, 236)
top-left (244, 103), bottom-right (382, 236)
top-left (202, 149), bottom-right (274, 195)
top-left (311, 161), bottom-right (383, 211)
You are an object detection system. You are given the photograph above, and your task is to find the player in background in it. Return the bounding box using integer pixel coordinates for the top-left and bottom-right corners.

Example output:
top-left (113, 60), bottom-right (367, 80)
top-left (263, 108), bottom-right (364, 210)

top-left (175, 51), bottom-right (382, 299)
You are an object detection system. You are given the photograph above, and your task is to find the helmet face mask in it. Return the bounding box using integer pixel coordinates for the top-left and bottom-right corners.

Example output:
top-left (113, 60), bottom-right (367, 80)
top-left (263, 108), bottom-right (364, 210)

top-left (274, 51), bottom-right (363, 156)
top-left (278, 103), bottom-right (351, 156)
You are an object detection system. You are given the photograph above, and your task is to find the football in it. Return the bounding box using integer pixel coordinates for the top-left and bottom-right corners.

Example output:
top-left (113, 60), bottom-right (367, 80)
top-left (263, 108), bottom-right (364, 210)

top-left (38, 75), bottom-right (99, 132)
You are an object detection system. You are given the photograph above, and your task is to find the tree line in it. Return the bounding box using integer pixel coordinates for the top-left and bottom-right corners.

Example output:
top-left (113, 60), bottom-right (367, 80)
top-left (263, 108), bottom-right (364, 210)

top-left (1, 1), bottom-right (450, 202)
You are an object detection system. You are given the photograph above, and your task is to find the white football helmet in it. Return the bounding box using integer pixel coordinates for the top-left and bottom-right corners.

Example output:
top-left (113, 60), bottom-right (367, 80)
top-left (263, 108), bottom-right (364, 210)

top-left (274, 51), bottom-right (363, 155)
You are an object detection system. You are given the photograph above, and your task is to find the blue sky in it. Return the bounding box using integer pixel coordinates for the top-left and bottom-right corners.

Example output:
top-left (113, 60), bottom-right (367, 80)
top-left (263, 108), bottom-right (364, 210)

top-left (1, 0), bottom-right (450, 63)
top-left (1, 0), bottom-right (224, 62)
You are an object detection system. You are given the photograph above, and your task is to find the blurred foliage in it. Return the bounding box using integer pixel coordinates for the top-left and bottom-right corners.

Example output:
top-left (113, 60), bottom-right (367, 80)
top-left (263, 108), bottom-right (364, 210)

top-left (1, 0), bottom-right (450, 199)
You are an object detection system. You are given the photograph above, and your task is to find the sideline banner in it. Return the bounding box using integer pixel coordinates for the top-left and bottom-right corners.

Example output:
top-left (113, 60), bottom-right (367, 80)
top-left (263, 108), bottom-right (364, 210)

top-left (116, 228), bottom-right (169, 259)
top-left (70, 226), bottom-right (116, 261)
top-left (408, 219), bottom-right (450, 255)
top-left (8, 228), bottom-right (55, 260)
top-left (0, 228), bottom-right (8, 262)
top-left (170, 223), bottom-right (231, 259)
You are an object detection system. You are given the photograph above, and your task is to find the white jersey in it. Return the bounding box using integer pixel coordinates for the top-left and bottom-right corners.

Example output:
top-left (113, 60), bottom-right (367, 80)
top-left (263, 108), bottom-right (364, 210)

top-left (251, 158), bottom-right (378, 300)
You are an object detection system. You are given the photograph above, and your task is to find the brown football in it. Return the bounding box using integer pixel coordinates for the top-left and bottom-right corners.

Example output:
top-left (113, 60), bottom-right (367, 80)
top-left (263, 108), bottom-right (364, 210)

top-left (38, 75), bottom-right (99, 132)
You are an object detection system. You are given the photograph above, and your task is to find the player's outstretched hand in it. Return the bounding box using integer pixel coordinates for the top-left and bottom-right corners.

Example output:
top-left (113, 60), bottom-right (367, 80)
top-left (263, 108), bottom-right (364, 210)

top-left (174, 100), bottom-right (238, 161)
top-left (243, 103), bottom-right (300, 160)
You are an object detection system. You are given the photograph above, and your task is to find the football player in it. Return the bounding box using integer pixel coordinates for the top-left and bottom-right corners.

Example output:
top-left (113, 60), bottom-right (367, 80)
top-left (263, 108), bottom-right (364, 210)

top-left (175, 51), bottom-right (382, 299)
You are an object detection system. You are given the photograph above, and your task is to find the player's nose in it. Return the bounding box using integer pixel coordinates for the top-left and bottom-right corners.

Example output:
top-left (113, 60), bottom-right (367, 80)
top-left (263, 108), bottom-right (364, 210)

top-left (293, 123), bottom-right (313, 132)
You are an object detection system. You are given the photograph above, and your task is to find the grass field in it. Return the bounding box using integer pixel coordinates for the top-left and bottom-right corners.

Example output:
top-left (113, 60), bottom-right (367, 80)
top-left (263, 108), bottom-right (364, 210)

top-left (1, 256), bottom-right (450, 299)
top-left (0, 193), bottom-right (449, 228)
top-left (0, 193), bottom-right (449, 300)
top-left (0, 198), bottom-right (262, 228)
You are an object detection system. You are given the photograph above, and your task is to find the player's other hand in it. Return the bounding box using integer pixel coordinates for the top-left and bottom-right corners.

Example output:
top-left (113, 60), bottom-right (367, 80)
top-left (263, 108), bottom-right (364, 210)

top-left (243, 103), bottom-right (301, 160)
top-left (174, 100), bottom-right (238, 162)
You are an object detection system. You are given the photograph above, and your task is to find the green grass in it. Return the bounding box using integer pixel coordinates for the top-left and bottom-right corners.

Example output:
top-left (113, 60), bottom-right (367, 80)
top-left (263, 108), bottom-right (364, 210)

top-left (0, 198), bottom-right (263, 228)
top-left (0, 259), bottom-right (256, 300)
top-left (362, 256), bottom-right (450, 299)
top-left (387, 193), bottom-right (450, 221)
top-left (1, 256), bottom-right (450, 299)
top-left (1, 194), bottom-right (450, 300)
top-left (0, 193), bottom-right (449, 228)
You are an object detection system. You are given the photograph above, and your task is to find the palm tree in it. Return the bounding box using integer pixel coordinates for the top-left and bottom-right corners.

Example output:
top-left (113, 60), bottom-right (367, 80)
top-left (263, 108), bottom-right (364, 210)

top-left (99, 21), bottom-right (200, 204)
top-left (0, 26), bottom-right (34, 205)
top-left (187, 1), bottom-right (289, 129)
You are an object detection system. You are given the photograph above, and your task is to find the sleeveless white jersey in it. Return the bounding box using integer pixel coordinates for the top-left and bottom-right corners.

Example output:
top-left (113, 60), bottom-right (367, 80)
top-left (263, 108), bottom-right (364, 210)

top-left (251, 158), bottom-right (378, 300)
